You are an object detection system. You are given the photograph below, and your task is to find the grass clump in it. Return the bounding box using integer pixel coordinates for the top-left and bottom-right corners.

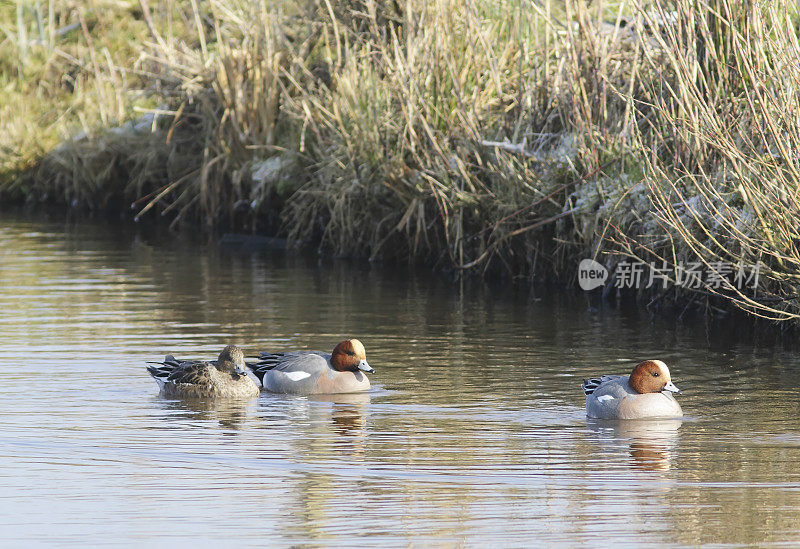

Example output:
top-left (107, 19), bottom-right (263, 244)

top-left (612, 0), bottom-right (800, 321)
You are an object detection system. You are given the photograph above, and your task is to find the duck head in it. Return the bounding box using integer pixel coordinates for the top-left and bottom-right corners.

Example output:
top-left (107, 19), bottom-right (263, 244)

top-left (216, 345), bottom-right (248, 376)
top-left (331, 339), bottom-right (374, 374)
top-left (629, 360), bottom-right (681, 394)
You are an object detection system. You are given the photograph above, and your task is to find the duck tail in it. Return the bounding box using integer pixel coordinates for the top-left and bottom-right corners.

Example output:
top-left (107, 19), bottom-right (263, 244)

top-left (146, 363), bottom-right (170, 381)
top-left (146, 355), bottom-right (180, 381)
top-left (582, 378), bottom-right (602, 395)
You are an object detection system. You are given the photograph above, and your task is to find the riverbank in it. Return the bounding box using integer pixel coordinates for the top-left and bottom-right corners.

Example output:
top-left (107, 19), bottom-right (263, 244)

top-left (2, 1), bottom-right (800, 322)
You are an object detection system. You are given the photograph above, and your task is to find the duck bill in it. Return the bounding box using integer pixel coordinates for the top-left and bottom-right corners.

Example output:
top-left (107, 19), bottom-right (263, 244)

top-left (357, 359), bottom-right (375, 374)
top-left (663, 381), bottom-right (681, 394)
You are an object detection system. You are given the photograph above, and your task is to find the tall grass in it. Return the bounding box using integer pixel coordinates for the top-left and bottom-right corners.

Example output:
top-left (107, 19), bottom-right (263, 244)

top-left (614, 0), bottom-right (800, 321)
top-left (3, 0), bottom-right (800, 320)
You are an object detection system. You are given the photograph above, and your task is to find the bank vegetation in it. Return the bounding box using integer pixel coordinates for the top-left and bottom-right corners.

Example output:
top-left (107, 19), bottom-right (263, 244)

top-left (2, 0), bottom-right (800, 322)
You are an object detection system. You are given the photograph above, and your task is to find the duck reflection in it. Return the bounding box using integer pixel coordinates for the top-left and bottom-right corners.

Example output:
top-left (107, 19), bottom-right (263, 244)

top-left (261, 392), bottom-right (373, 543)
top-left (152, 396), bottom-right (251, 432)
top-left (308, 392), bottom-right (370, 442)
top-left (587, 418), bottom-right (683, 471)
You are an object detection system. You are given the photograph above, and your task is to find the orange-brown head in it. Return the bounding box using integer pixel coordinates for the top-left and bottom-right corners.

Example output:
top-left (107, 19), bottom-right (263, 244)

top-left (330, 339), bottom-right (374, 374)
top-left (628, 360), bottom-right (681, 394)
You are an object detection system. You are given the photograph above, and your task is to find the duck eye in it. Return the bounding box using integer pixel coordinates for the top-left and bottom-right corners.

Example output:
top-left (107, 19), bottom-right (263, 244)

top-left (345, 350), bottom-right (356, 357)
top-left (652, 372), bottom-right (660, 377)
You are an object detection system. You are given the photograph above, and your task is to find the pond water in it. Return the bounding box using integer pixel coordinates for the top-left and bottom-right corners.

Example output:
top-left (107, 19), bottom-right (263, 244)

top-left (1, 213), bottom-right (800, 546)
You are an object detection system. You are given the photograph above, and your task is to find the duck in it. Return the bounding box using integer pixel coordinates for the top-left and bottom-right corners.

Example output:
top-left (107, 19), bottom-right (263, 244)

top-left (582, 360), bottom-right (683, 419)
top-left (146, 345), bottom-right (260, 399)
top-left (248, 339), bottom-right (374, 394)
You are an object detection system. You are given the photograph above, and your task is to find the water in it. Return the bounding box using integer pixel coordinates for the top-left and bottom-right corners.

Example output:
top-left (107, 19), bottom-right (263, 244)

top-left (1, 213), bottom-right (800, 546)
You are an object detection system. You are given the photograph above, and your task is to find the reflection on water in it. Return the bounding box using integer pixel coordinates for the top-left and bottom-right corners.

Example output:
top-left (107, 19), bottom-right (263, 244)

top-left (314, 393), bottom-right (370, 439)
top-left (155, 397), bottom-right (253, 431)
top-left (2, 213), bottom-right (800, 544)
top-left (588, 419), bottom-right (682, 471)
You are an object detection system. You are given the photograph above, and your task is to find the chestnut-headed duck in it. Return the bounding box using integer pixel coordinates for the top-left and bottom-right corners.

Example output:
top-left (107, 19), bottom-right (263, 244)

top-left (582, 360), bottom-right (683, 419)
top-left (146, 345), bottom-right (259, 399)
top-left (249, 339), bottom-right (374, 394)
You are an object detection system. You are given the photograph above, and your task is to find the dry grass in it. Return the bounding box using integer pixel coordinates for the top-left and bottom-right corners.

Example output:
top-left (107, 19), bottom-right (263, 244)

top-left (3, 0), bottom-right (800, 320)
top-left (606, 0), bottom-right (800, 321)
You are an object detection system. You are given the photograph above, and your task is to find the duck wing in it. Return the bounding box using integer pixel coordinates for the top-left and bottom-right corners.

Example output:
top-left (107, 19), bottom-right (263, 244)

top-left (248, 351), bottom-right (329, 383)
top-left (581, 374), bottom-right (626, 395)
top-left (146, 356), bottom-right (213, 386)
top-left (166, 361), bottom-right (214, 386)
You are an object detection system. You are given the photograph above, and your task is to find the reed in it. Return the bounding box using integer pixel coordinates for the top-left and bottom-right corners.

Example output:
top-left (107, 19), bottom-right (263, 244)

top-left (3, 0), bottom-right (800, 320)
top-left (611, 0), bottom-right (800, 321)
